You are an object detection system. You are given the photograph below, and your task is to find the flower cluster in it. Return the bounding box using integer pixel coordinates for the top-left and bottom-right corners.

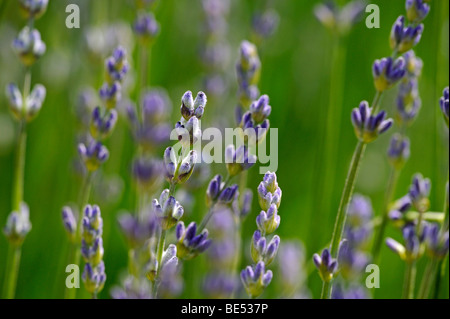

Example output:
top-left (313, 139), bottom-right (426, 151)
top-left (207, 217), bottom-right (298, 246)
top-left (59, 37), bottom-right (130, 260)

top-left (390, 16), bottom-right (423, 54)
top-left (175, 221), bottom-right (212, 260)
top-left (351, 101), bottom-right (393, 143)
top-left (81, 205), bottom-right (106, 296)
top-left (314, 0), bottom-right (366, 35)
top-left (134, 12), bottom-right (160, 44)
top-left (251, 8), bottom-right (279, 44)
top-left (241, 172), bottom-right (282, 298)
top-left (387, 133), bottom-right (411, 170)
top-left (239, 95), bottom-right (271, 144)
top-left (372, 57), bottom-right (406, 92)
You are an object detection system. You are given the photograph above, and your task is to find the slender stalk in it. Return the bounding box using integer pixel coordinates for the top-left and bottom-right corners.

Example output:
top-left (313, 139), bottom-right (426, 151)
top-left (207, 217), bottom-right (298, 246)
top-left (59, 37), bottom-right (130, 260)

top-left (402, 261), bottom-right (416, 299)
top-left (152, 228), bottom-right (166, 298)
top-left (152, 182), bottom-right (175, 298)
top-left (320, 281), bottom-right (331, 299)
top-left (321, 141), bottom-right (367, 299)
top-left (418, 258), bottom-right (437, 299)
top-left (2, 67), bottom-right (31, 299)
top-left (372, 168), bottom-right (400, 263)
top-left (320, 34), bottom-right (347, 227)
top-left (230, 216), bottom-right (242, 298)
top-left (2, 246), bottom-right (22, 299)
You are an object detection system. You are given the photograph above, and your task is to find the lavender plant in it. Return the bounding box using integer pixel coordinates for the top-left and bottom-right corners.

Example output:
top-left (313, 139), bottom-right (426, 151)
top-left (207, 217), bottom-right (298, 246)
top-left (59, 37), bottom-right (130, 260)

top-left (372, 50), bottom-right (424, 262)
top-left (241, 172), bottom-right (282, 298)
top-left (316, 0), bottom-right (432, 299)
top-left (62, 46), bottom-right (128, 299)
top-left (2, 0), bottom-right (48, 299)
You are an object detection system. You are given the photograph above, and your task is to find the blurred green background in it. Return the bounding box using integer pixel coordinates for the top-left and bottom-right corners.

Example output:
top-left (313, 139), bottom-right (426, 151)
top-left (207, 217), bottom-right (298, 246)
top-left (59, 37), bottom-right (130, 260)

top-left (0, 0), bottom-right (448, 299)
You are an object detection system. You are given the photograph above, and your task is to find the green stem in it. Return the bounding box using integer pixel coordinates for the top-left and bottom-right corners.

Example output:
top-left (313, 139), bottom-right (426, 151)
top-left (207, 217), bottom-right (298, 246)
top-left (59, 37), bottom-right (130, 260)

top-left (230, 217), bottom-right (242, 298)
top-left (152, 182), bottom-right (175, 298)
top-left (321, 141), bottom-right (366, 299)
top-left (371, 90), bottom-right (383, 113)
top-left (2, 246), bottom-right (21, 299)
top-left (320, 280), bottom-right (331, 299)
top-left (402, 261), bottom-right (416, 299)
top-left (3, 67), bottom-right (32, 299)
top-left (372, 168), bottom-right (400, 263)
top-left (321, 34), bottom-right (347, 225)
top-left (418, 258), bottom-right (437, 299)
top-left (152, 228), bottom-right (166, 298)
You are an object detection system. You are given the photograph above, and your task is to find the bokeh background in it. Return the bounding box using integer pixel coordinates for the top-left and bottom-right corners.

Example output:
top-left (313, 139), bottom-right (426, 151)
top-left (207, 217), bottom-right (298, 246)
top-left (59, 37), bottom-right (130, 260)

top-left (0, 0), bottom-right (448, 299)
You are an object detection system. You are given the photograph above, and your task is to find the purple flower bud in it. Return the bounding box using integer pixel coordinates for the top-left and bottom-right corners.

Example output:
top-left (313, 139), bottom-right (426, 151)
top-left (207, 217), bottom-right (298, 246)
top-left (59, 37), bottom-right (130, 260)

top-left (240, 261), bottom-right (272, 298)
top-left (3, 203), bottom-right (32, 246)
top-left (440, 87), bottom-right (449, 127)
top-left (313, 248), bottom-right (338, 282)
top-left (406, 0), bottom-right (430, 24)
top-left (19, 0), bottom-right (49, 19)
top-left (252, 9), bottom-right (279, 40)
top-left (62, 206), bottom-right (77, 240)
top-left (105, 46), bottom-right (129, 84)
top-left (373, 57), bottom-right (406, 92)
top-left (90, 107), bottom-right (118, 140)
top-left (351, 101), bottom-right (393, 143)
top-left (12, 26), bottom-right (46, 66)
top-left (134, 12), bottom-right (160, 43)
top-left (390, 16), bottom-right (424, 54)
top-left (99, 81), bottom-right (121, 109)
top-left (176, 221), bottom-right (211, 260)
top-left (78, 140), bottom-right (110, 171)
top-left (388, 134), bottom-right (410, 169)
top-left (218, 184), bottom-right (238, 204)
top-left (408, 173), bottom-right (431, 212)
top-left (225, 145), bottom-right (257, 176)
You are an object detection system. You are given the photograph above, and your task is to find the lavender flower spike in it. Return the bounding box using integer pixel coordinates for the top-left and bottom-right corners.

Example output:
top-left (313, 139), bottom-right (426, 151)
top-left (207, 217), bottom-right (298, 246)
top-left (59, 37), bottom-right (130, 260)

top-left (257, 171), bottom-right (282, 211)
top-left (351, 101), bottom-right (393, 143)
top-left (440, 86), bottom-right (449, 127)
top-left (390, 16), bottom-right (424, 54)
top-left (387, 134), bottom-right (410, 169)
top-left (408, 173), bottom-right (431, 213)
top-left (81, 205), bottom-right (106, 296)
top-left (240, 261), bottom-right (273, 298)
top-left (105, 46), bottom-right (129, 84)
top-left (372, 57), bottom-right (406, 92)
top-left (175, 221), bottom-right (212, 260)
top-left (406, 0), bottom-right (430, 24)
top-left (313, 248), bottom-right (338, 283)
